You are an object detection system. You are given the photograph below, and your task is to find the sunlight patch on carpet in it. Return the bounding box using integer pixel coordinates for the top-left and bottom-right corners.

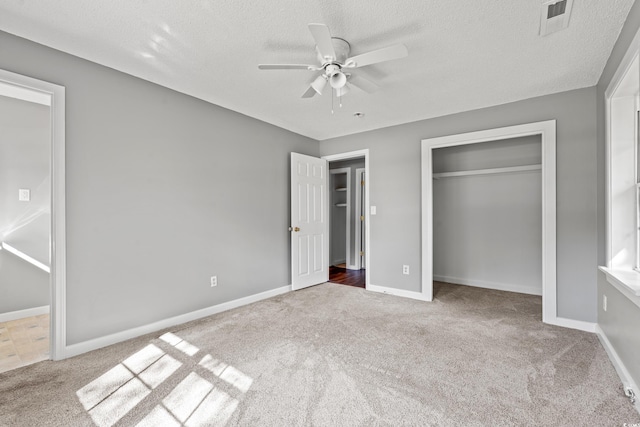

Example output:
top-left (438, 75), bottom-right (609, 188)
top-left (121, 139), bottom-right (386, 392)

top-left (76, 332), bottom-right (252, 427)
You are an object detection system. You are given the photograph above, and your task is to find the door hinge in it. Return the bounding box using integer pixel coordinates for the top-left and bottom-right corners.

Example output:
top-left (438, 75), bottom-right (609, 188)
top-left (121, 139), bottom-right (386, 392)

top-left (361, 180), bottom-right (365, 186)
top-left (360, 251), bottom-right (364, 256)
top-left (360, 215), bottom-right (364, 221)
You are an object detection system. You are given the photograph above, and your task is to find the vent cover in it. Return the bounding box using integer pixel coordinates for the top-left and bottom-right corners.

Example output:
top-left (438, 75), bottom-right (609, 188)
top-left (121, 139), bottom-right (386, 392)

top-left (547, 0), bottom-right (567, 19)
top-left (540, 0), bottom-right (573, 36)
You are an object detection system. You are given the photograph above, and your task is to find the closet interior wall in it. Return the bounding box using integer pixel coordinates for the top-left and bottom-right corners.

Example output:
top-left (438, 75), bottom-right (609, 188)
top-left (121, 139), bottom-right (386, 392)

top-left (432, 135), bottom-right (543, 295)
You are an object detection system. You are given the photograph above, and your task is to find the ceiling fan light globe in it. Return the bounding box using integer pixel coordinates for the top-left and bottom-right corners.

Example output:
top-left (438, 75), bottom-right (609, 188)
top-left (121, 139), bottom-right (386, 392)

top-left (311, 75), bottom-right (327, 95)
top-left (329, 72), bottom-right (347, 89)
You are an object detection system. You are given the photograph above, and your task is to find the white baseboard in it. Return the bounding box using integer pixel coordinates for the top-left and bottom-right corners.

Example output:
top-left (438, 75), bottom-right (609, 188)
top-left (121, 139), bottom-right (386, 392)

top-left (0, 305), bottom-right (50, 323)
top-left (596, 325), bottom-right (640, 414)
top-left (367, 284), bottom-right (432, 302)
top-left (547, 316), bottom-right (597, 333)
top-left (64, 285), bottom-right (291, 358)
top-left (433, 275), bottom-right (542, 296)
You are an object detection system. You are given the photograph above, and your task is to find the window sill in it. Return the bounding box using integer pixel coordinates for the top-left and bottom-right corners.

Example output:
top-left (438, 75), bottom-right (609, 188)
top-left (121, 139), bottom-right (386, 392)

top-left (599, 267), bottom-right (640, 308)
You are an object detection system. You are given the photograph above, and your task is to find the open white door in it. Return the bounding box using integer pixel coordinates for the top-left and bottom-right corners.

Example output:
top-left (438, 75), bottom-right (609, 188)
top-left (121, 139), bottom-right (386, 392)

top-left (291, 152), bottom-right (329, 290)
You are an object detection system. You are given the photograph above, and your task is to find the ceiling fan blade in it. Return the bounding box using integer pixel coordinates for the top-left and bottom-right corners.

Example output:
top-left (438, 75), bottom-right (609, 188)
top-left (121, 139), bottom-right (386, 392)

top-left (258, 64), bottom-right (318, 70)
top-left (345, 44), bottom-right (408, 68)
top-left (308, 23), bottom-right (336, 61)
top-left (301, 86), bottom-right (317, 98)
top-left (348, 74), bottom-right (379, 93)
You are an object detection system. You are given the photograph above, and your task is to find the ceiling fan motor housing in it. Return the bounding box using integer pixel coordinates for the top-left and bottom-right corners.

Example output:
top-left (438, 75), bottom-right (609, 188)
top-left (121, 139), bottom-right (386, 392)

top-left (319, 38), bottom-right (351, 89)
top-left (317, 37), bottom-right (351, 66)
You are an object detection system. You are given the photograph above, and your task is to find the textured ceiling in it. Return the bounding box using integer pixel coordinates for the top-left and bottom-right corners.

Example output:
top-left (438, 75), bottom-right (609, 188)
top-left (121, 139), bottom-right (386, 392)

top-left (0, 0), bottom-right (635, 140)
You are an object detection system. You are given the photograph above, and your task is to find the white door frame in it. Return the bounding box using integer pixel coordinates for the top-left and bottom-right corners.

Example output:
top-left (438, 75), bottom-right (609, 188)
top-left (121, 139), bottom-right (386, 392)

top-left (421, 121), bottom-right (558, 324)
top-left (355, 167), bottom-right (365, 270)
top-left (323, 150), bottom-right (370, 288)
top-left (0, 69), bottom-right (66, 360)
top-left (329, 168), bottom-right (351, 267)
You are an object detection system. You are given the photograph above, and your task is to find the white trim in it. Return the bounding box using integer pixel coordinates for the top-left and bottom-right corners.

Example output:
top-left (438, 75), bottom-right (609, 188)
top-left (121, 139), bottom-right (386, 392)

top-left (0, 80), bottom-right (51, 106)
top-left (0, 69), bottom-right (66, 361)
top-left (596, 324), bottom-right (640, 414)
top-left (421, 138), bottom-right (435, 302)
top-left (605, 24), bottom-right (640, 266)
top-left (0, 305), bottom-right (50, 323)
top-left (322, 150), bottom-right (370, 289)
top-left (599, 266), bottom-right (640, 309)
top-left (1, 242), bottom-right (50, 273)
top-left (433, 275), bottom-right (542, 296)
top-left (367, 284), bottom-right (431, 302)
top-left (547, 317), bottom-right (596, 333)
top-left (329, 168), bottom-right (352, 268)
top-left (65, 285), bottom-right (291, 358)
top-left (422, 120), bottom-right (557, 321)
top-left (355, 167), bottom-right (365, 270)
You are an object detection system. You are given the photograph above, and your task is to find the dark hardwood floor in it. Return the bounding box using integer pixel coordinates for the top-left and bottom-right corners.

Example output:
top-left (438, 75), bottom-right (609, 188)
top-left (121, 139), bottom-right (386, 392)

top-left (329, 266), bottom-right (366, 288)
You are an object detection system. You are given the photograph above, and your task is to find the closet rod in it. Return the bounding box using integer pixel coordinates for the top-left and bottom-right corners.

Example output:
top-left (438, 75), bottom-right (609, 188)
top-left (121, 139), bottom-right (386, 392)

top-left (432, 164), bottom-right (541, 179)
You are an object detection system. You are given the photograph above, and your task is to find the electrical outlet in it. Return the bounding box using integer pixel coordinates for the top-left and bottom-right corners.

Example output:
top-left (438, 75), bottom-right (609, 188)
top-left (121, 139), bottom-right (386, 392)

top-left (210, 276), bottom-right (217, 287)
top-left (603, 294), bottom-right (607, 312)
top-left (18, 189), bottom-right (30, 202)
top-left (403, 265), bottom-right (410, 275)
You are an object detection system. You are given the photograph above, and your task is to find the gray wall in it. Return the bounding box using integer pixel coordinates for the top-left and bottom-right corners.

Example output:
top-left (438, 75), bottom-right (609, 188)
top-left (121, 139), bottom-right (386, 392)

top-left (320, 86), bottom-right (598, 322)
top-left (596, 0), bottom-right (640, 390)
top-left (0, 95), bottom-right (50, 265)
top-left (0, 30), bottom-right (317, 345)
top-left (597, 272), bottom-right (640, 387)
top-left (432, 136), bottom-right (542, 294)
top-left (0, 249), bottom-right (49, 313)
top-left (432, 136), bottom-right (542, 173)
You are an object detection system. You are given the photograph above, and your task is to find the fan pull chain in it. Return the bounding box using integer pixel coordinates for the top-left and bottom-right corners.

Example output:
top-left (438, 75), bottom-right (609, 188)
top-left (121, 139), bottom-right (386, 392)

top-left (331, 88), bottom-right (334, 114)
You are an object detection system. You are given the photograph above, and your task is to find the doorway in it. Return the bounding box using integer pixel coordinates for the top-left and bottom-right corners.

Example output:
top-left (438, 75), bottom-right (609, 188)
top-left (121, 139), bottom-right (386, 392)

top-left (0, 69), bottom-right (66, 363)
top-left (324, 151), bottom-right (369, 289)
top-left (0, 87), bottom-right (51, 373)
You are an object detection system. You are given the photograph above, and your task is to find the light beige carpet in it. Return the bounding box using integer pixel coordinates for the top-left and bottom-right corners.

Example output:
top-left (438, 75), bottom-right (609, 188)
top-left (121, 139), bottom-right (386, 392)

top-left (0, 282), bottom-right (638, 426)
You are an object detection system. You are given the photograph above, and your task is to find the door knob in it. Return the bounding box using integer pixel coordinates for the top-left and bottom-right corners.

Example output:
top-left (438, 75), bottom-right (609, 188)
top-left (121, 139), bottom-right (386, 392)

top-left (294, 227), bottom-right (300, 232)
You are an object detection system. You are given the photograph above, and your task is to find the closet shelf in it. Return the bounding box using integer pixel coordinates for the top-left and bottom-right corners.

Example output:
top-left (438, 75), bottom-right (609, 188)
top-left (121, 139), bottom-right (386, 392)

top-left (335, 203), bottom-right (347, 207)
top-left (335, 187), bottom-right (347, 192)
top-left (432, 164), bottom-right (541, 179)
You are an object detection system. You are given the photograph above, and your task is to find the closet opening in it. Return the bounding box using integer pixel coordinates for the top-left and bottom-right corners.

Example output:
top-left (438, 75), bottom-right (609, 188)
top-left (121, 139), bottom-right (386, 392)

top-left (422, 120), bottom-right (559, 325)
top-left (432, 136), bottom-right (543, 299)
top-left (328, 157), bottom-right (366, 288)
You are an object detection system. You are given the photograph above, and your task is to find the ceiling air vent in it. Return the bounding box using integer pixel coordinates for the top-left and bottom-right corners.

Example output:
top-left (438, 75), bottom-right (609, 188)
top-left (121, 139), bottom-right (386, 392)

top-left (540, 0), bottom-right (573, 36)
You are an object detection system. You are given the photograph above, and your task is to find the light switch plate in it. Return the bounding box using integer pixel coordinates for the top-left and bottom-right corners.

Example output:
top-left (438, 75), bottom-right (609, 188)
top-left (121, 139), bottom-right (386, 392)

top-left (18, 189), bottom-right (30, 201)
top-left (370, 206), bottom-right (377, 215)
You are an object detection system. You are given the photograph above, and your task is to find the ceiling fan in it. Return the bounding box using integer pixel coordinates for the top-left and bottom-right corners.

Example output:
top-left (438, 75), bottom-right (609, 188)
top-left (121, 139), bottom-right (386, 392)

top-left (258, 24), bottom-right (408, 99)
